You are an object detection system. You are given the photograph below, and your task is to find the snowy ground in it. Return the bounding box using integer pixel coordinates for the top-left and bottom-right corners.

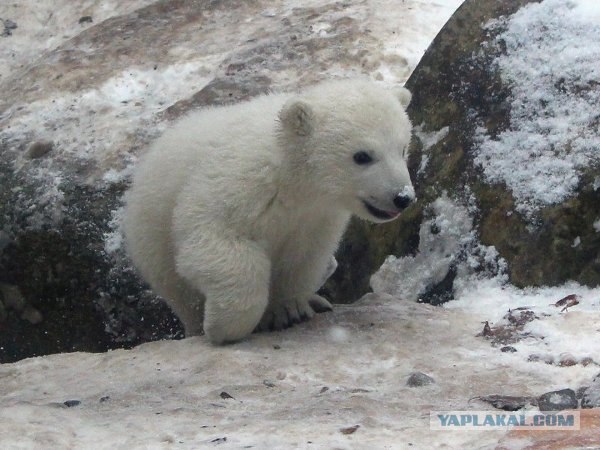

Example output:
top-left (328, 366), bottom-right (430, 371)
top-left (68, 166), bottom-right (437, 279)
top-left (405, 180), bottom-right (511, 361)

top-left (1, 0), bottom-right (600, 448)
top-left (0, 293), bottom-right (598, 449)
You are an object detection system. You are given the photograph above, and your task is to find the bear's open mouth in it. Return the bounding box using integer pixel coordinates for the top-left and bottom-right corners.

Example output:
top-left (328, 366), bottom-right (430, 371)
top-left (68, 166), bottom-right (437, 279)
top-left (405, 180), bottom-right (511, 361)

top-left (362, 201), bottom-right (400, 220)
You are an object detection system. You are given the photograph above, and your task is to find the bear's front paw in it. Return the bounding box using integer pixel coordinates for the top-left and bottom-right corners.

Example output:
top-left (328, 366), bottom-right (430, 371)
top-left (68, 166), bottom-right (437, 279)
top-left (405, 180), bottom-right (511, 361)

top-left (255, 295), bottom-right (333, 332)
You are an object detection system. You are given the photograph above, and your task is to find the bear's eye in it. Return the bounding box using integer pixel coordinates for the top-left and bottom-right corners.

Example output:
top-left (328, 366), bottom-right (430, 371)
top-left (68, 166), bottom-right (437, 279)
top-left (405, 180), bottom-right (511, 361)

top-left (353, 151), bottom-right (373, 165)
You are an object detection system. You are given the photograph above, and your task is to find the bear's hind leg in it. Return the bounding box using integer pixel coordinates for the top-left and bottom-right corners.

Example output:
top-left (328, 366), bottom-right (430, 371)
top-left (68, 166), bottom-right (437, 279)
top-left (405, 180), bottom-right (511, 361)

top-left (175, 233), bottom-right (271, 344)
top-left (166, 282), bottom-right (205, 337)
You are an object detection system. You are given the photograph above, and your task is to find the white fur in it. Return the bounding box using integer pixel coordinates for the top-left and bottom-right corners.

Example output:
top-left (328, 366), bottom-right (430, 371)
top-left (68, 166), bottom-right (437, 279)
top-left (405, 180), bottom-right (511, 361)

top-left (123, 79), bottom-right (413, 344)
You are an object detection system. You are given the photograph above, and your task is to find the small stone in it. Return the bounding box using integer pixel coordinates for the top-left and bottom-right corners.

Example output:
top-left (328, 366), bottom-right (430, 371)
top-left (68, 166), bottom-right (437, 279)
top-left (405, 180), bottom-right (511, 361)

top-left (99, 396), bottom-right (110, 402)
top-left (273, 344), bottom-right (281, 350)
top-left (64, 400), bottom-right (81, 408)
top-left (26, 140), bottom-right (54, 159)
top-left (528, 354), bottom-right (554, 365)
top-left (219, 391), bottom-right (234, 400)
top-left (501, 346), bottom-right (517, 353)
top-left (20, 306), bottom-right (43, 324)
top-left (576, 386), bottom-right (588, 400)
top-left (339, 425), bottom-right (359, 435)
top-left (263, 380), bottom-right (275, 388)
top-left (260, 9), bottom-right (276, 17)
top-left (3, 19), bottom-right (17, 30)
top-left (581, 377), bottom-right (600, 409)
top-left (78, 16), bottom-right (93, 24)
top-left (476, 395), bottom-right (535, 411)
top-left (0, 284), bottom-right (26, 311)
top-left (1, 19), bottom-right (17, 37)
top-left (558, 353), bottom-right (577, 367)
top-left (406, 371), bottom-right (435, 387)
top-left (580, 357), bottom-right (595, 366)
top-left (537, 389), bottom-right (578, 411)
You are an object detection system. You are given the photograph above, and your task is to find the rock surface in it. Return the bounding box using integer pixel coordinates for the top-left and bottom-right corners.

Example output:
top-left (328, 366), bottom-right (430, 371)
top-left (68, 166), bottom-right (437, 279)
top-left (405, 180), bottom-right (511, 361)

top-left (334, 0), bottom-right (600, 303)
top-left (405, 0), bottom-right (600, 291)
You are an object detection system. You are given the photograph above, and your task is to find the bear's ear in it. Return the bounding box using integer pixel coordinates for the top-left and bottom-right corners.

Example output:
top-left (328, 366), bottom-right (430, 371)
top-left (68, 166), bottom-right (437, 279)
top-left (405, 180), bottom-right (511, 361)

top-left (278, 99), bottom-right (314, 136)
top-left (394, 86), bottom-right (412, 108)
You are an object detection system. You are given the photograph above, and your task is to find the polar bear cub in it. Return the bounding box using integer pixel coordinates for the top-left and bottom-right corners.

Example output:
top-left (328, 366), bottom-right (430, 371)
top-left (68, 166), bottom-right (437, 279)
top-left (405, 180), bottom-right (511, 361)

top-left (123, 79), bottom-right (414, 344)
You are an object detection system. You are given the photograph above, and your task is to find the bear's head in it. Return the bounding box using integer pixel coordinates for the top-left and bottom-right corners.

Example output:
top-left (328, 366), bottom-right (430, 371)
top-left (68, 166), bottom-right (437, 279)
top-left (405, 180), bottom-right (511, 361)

top-left (278, 80), bottom-right (415, 223)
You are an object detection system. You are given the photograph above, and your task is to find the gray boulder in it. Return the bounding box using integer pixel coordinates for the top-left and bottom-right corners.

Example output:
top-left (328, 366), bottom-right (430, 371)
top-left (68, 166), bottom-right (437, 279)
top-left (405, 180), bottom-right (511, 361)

top-left (537, 389), bottom-right (578, 412)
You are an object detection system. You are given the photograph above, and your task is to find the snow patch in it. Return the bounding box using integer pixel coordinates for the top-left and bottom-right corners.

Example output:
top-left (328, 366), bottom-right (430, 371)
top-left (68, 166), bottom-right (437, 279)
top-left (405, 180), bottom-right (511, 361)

top-left (398, 184), bottom-right (416, 200)
top-left (328, 326), bottom-right (351, 343)
top-left (1, 61), bottom-right (213, 179)
top-left (103, 206), bottom-right (125, 255)
top-left (373, 0), bottom-right (463, 80)
top-left (447, 278), bottom-right (600, 364)
top-left (0, 0), bottom-right (158, 81)
top-left (414, 124), bottom-right (450, 151)
top-left (473, 0), bottom-right (600, 218)
top-left (11, 167), bottom-right (66, 230)
top-left (371, 194), bottom-right (506, 301)
top-left (414, 124), bottom-right (449, 175)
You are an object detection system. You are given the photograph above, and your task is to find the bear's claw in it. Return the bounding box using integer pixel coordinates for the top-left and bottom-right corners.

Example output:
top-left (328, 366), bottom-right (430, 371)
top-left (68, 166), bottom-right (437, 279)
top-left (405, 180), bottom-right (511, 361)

top-left (308, 294), bottom-right (333, 313)
top-left (255, 295), bottom-right (333, 332)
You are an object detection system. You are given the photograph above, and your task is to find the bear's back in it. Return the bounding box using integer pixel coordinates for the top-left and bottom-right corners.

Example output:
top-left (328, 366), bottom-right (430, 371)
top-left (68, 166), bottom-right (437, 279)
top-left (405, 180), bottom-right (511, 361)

top-left (123, 92), bottom-right (290, 290)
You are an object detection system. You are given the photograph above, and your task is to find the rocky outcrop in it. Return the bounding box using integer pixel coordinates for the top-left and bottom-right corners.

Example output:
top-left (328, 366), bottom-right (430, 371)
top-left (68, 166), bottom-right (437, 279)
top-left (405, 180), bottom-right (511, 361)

top-left (330, 0), bottom-right (600, 302)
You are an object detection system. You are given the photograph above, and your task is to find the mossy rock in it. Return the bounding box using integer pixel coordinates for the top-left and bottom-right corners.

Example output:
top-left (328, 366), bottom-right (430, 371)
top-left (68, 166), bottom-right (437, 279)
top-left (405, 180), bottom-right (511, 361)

top-left (327, 0), bottom-right (600, 302)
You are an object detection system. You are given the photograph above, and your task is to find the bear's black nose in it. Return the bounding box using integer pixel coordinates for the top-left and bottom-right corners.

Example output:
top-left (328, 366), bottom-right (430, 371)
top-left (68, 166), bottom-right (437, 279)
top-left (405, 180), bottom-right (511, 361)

top-left (393, 193), bottom-right (413, 210)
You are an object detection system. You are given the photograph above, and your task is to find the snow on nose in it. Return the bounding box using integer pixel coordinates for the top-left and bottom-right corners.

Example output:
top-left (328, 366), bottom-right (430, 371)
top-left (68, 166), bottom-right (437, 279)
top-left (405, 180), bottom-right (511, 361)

top-left (393, 185), bottom-right (416, 210)
top-left (398, 185), bottom-right (416, 200)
